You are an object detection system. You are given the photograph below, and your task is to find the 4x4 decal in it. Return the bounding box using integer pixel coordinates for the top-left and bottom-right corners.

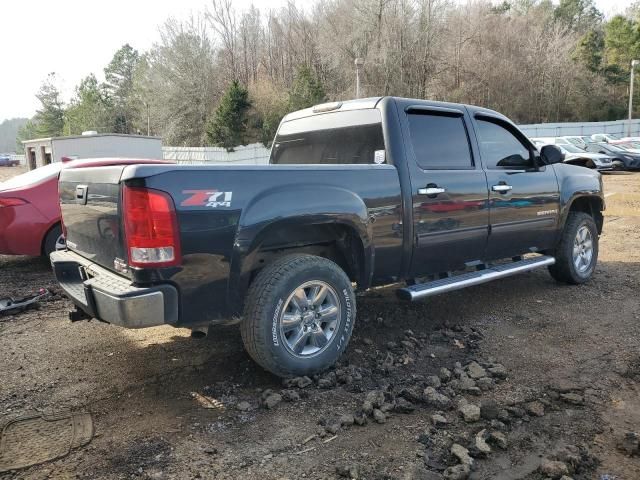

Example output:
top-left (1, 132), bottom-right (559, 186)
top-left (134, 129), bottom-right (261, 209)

top-left (181, 190), bottom-right (233, 208)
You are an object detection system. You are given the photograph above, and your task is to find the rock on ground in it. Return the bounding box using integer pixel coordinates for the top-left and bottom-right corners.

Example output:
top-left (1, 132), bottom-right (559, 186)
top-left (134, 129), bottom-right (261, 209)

top-left (443, 463), bottom-right (470, 480)
top-left (539, 459), bottom-right (569, 478)
top-left (475, 429), bottom-right (492, 455)
top-left (336, 464), bottom-right (359, 479)
top-left (424, 387), bottom-right (452, 409)
top-left (458, 403), bottom-right (481, 423)
top-left (525, 401), bottom-right (545, 417)
top-left (451, 443), bottom-right (473, 466)
top-left (263, 393), bottom-right (282, 409)
top-left (466, 361), bottom-right (487, 379)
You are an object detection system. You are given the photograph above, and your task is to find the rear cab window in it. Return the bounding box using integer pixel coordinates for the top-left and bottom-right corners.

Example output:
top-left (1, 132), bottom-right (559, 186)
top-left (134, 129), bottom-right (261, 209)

top-left (406, 111), bottom-right (474, 169)
top-left (270, 109), bottom-right (385, 165)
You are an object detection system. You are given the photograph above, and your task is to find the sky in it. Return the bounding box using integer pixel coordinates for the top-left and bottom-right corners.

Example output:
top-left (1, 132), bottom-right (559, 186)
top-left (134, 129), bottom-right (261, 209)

top-left (0, 0), bottom-right (633, 122)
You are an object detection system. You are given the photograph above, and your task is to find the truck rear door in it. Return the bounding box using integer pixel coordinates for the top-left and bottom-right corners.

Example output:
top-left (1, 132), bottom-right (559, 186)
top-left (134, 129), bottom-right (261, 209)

top-left (398, 103), bottom-right (490, 276)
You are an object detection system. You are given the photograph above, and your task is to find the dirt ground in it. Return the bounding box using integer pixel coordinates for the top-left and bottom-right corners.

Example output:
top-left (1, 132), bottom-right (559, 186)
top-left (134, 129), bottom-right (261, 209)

top-left (1, 165), bottom-right (639, 480)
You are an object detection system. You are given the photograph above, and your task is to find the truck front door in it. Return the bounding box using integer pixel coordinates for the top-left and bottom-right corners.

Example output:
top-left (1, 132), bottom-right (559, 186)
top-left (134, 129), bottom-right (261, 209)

top-left (399, 105), bottom-right (490, 276)
top-left (471, 114), bottom-right (560, 260)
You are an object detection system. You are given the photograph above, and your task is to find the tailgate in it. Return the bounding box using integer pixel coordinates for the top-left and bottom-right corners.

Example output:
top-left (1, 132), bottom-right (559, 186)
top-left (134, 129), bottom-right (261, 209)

top-left (59, 166), bottom-right (127, 274)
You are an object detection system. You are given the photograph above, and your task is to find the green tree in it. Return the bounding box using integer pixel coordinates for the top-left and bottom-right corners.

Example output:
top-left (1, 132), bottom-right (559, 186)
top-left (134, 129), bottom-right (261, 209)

top-left (206, 80), bottom-right (251, 150)
top-left (33, 73), bottom-right (65, 137)
top-left (604, 15), bottom-right (640, 69)
top-left (574, 29), bottom-right (604, 72)
top-left (288, 65), bottom-right (326, 112)
top-left (554, 0), bottom-right (603, 31)
top-left (104, 44), bottom-right (140, 134)
top-left (65, 74), bottom-right (111, 134)
top-left (15, 120), bottom-right (38, 153)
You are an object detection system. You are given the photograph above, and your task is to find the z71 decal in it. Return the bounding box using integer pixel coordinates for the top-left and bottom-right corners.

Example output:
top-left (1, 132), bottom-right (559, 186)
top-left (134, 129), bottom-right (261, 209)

top-left (181, 190), bottom-right (233, 208)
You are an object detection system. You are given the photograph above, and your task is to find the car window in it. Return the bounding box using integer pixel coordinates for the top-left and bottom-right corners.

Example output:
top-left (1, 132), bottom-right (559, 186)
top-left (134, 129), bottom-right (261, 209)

top-left (475, 119), bottom-right (533, 169)
top-left (406, 112), bottom-right (473, 169)
top-left (271, 110), bottom-right (385, 165)
top-left (0, 162), bottom-right (62, 190)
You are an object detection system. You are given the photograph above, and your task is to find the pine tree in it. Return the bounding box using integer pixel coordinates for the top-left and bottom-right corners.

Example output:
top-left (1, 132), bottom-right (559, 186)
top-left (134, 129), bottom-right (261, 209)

top-left (104, 44), bottom-right (140, 134)
top-left (33, 73), bottom-right (65, 138)
top-left (206, 80), bottom-right (251, 150)
top-left (288, 65), bottom-right (326, 112)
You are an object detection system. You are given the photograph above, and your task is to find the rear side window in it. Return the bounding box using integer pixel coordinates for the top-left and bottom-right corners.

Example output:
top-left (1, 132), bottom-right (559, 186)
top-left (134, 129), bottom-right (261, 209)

top-left (271, 110), bottom-right (385, 165)
top-left (407, 113), bottom-right (473, 169)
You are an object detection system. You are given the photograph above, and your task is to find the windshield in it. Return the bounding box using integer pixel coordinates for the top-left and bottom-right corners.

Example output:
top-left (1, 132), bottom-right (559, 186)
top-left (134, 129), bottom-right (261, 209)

top-left (561, 144), bottom-right (586, 153)
top-left (604, 144), bottom-right (626, 153)
top-left (0, 162), bottom-right (63, 190)
top-left (271, 109), bottom-right (385, 165)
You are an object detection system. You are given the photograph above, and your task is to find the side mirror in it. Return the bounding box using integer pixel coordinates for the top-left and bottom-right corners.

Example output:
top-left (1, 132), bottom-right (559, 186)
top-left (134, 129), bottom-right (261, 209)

top-left (540, 145), bottom-right (564, 165)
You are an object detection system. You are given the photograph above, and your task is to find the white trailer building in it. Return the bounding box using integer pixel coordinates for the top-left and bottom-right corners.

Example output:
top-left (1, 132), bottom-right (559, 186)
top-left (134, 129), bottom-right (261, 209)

top-left (21, 132), bottom-right (163, 171)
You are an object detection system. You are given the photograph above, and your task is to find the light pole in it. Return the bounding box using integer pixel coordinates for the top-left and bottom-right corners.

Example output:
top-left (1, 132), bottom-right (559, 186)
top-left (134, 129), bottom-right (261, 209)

top-left (355, 58), bottom-right (364, 98)
top-left (628, 59), bottom-right (639, 137)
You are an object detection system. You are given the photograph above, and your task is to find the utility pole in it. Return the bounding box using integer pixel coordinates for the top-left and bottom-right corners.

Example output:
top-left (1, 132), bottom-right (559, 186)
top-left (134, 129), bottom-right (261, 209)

top-left (145, 101), bottom-right (150, 136)
top-left (355, 58), bottom-right (364, 98)
top-left (628, 60), bottom-right (639, 137)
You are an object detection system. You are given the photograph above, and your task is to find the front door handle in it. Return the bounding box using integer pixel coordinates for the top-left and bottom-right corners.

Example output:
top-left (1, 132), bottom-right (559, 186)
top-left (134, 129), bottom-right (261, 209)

top-left (418, 187), bottom-right (446, 196)
top-left (492, 184), bottom-right (513, 193)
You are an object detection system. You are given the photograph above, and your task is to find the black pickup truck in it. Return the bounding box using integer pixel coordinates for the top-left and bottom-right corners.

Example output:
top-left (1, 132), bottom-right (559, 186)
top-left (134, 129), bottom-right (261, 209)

top-left (51, 97), bottom-right (604, 377)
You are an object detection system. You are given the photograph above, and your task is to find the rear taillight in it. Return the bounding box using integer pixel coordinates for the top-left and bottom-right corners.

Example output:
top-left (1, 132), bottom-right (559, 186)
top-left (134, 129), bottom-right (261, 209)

top-left (122, 186), bottom-right (181, 268)
top-left (0, 197), bottom-right (27, 208)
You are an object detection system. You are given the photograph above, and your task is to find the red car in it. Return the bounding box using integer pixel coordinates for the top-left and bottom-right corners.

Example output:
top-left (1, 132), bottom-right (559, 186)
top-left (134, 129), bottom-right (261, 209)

top-left (0, 158), bottom-right (173, 257)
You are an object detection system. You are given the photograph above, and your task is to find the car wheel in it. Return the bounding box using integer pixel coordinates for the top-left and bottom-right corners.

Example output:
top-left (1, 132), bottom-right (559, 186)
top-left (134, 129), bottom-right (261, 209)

top-left (548, 212), bottom-right (598, 284)
top-left (240, 253), bottom-right (356, 378)
top-left (43, 224), bottom-right (65, 257)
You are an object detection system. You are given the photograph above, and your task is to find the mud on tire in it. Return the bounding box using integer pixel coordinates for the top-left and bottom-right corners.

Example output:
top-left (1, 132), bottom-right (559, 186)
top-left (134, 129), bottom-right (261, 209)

top-left (240, 254), bottom-right (356, 378)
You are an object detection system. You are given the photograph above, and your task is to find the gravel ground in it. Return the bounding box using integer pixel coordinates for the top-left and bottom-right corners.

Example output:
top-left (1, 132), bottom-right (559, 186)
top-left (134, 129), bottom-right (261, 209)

top-left (1, 165), bottom-right (639, 479)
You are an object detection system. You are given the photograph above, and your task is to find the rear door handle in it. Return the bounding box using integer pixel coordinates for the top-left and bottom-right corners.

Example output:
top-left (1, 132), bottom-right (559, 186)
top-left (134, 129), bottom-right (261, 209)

top-left (418, 187), bottom-right (446, 196)
top-left (492, 184), bottom-right (513, 193)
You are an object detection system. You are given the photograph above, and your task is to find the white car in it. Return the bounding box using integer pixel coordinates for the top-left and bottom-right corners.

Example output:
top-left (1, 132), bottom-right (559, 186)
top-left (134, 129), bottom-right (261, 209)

top-left (560, 136), bottom-right (594, 150)
top-left (617, 141), bottom-right (640, 154)
top-left (589, 133), bottom-right (640, 144)
top-left (537, 142), bottom-right (614, 171)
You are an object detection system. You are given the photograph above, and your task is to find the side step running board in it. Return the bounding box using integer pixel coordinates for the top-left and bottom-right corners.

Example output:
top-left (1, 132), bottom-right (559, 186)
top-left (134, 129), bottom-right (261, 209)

top-left (397, 255), bottom-right (555, 301)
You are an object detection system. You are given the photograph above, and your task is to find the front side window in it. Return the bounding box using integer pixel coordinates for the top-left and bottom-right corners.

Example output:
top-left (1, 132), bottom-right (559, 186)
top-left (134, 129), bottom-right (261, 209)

top-left (271, 109), bottom-right (385, 165)
top-left (407, 112), bottom-right (473, 169)
top-left (475, 119), bottom-right (533, 169)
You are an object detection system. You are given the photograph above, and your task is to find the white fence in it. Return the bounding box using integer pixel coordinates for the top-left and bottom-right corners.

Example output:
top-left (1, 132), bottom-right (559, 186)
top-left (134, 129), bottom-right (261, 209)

top-left (518, 119), bottom-right (640, 138)
top-left (162, 143), bottom-right (270, 165)
top-left (9, 154), bottom-right (26, 164)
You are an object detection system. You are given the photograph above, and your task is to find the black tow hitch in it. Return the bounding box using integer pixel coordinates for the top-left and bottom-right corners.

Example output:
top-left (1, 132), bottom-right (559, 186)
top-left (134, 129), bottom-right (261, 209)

top-left (69, 306), bottom-right (92, 322)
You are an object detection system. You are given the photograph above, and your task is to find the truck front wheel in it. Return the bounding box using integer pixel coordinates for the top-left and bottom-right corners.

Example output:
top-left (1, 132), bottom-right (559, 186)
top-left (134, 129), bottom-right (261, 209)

top-left (240, 254), bottom-right (356, 378)
top-left (549, 211), bottom-right (598, 284)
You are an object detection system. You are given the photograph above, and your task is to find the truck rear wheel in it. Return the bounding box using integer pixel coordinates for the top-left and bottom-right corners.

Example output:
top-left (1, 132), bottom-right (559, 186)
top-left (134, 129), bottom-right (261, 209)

top-left (548, 211), bottom-right (598, 284)
top-left (240, 254), bottom-right (356, 378)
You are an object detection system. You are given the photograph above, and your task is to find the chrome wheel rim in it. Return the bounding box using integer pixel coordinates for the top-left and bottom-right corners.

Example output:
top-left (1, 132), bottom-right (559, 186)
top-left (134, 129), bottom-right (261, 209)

top-left (55, 234), bottom-right (66, 251)
top-left (573, 225), bottom-right (593, 273)
top-left (279, 280), bottom-right (340, 358)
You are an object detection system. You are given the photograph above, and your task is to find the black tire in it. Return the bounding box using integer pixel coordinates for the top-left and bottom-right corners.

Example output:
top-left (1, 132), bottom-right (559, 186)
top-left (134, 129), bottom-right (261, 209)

top-left (548, 212), bottom-right (598, 284)
top-left (240, 254), bottom-right (356, 377)
top-left (43, 224), bottom-right (64, 257)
